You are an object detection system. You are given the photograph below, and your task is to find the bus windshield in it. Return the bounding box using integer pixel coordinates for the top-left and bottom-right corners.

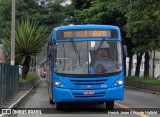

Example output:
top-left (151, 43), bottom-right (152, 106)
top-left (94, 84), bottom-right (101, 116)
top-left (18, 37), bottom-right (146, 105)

top-left (54, 41), bottom-right (122, 75)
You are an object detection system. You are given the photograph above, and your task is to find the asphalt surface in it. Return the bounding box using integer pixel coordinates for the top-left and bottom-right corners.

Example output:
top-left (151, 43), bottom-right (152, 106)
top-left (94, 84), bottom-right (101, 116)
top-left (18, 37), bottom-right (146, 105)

top-left (8, 78), bottom-right (160, 117)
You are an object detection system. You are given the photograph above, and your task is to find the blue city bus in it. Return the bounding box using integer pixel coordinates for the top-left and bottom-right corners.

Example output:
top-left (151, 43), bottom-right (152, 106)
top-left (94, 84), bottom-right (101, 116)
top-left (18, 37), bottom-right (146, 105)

top-left (47, 25), bottom-right (124, 110)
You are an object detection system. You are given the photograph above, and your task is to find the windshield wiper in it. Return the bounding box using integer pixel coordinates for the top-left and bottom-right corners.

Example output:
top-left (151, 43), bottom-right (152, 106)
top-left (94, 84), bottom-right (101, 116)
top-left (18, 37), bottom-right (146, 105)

top-left (71, 39), bottom-right (79, 56)
top-left (70, 39), bottom-right (81, 66)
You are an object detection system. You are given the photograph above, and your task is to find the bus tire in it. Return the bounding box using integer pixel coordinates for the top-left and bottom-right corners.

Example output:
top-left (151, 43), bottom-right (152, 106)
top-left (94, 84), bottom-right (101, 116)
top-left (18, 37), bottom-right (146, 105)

top-left (105, 101), bottom-right (114, 110)
top-left (50, 99), bottom-right (54, 104)
top-left (55, 102), bottom-right (63, 110)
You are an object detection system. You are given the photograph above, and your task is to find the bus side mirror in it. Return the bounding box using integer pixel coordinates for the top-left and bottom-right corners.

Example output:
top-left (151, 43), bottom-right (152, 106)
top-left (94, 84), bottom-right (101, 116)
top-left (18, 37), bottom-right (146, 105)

top-left (123, 45), bottom-right (128, 57)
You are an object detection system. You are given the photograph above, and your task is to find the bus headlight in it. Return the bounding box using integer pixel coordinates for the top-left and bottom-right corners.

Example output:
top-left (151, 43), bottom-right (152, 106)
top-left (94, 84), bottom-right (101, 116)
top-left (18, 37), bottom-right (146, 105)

top-left (54, 79), bottom-right (67, 88)
top-left (112, 78), bottom-right (123, 87)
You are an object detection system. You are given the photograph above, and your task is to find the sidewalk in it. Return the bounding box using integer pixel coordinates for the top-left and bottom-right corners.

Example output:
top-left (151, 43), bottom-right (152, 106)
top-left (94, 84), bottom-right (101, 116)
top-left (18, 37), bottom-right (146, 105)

top-left (0, 81), bottom-right (39, 117)
top-left (2, 90), bottom-right (28, 109)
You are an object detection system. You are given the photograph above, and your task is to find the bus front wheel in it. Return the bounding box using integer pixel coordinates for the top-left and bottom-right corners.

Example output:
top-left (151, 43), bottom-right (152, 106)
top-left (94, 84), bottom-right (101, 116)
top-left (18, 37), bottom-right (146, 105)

top-left (50, 99), bottom-right (54, 104)
top-left (55, 102), bottom-right (63, 110)
top-left (105, 101), bottom-right (114, 110)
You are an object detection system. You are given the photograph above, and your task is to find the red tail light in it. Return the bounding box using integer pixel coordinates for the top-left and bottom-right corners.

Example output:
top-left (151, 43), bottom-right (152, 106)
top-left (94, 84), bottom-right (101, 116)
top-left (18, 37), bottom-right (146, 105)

top-left (43, 69), bottom-right (46, 77)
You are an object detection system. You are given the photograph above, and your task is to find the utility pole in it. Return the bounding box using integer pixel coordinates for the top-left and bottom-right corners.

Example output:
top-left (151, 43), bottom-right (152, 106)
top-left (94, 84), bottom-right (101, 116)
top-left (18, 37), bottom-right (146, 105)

top-left (11, 0), bottom-right (16, 65)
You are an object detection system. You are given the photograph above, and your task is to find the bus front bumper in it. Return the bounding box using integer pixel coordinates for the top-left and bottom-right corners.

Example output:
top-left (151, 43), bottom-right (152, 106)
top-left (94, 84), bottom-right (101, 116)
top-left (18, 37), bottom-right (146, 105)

top-left (53, 86), bottom-right (124, 102)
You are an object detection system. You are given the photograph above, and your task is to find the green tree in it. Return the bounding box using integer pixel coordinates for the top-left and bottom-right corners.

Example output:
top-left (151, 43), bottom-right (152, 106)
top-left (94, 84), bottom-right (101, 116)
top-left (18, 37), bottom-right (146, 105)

top-left (0, 0), bottom-right (74, 69)
top-left (63, 4), bottom-right (75, 25)
top-left (71, 0), bottom-right (92, 10)
top-left (110, 0), bottom-right (160, 77)
top-left (0, 0), bottom-right (12, 37)
top-left (0, 0), bottom-right (71, 37)
top-left (124, 0), bottom-right (159, 77)
top-left (2, 19), bottom-right (48, 79)
top-left (16, 0), bottom-right (67, 30)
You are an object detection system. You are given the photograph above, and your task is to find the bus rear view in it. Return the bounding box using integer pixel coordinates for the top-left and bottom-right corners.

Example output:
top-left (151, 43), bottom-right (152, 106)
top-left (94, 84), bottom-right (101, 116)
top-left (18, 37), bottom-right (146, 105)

top-left (47, 25), bottom-right (124, 110)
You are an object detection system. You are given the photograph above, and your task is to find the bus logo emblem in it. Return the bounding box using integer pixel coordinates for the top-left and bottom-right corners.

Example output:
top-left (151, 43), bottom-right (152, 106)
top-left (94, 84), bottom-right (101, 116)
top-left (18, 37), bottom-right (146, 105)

top-left (87, 85), bottom-right (91, 88)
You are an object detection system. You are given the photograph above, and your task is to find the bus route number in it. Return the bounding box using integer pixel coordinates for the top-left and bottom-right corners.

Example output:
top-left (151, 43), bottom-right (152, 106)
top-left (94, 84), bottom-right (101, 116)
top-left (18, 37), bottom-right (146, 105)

top-left (64, 31), bottom-right (72, 38)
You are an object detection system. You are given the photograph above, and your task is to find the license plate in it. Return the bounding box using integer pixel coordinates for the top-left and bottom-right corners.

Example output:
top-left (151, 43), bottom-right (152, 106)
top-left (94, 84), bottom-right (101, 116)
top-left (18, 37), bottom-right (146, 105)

top-left (84, 90), bottom-right (95, 95)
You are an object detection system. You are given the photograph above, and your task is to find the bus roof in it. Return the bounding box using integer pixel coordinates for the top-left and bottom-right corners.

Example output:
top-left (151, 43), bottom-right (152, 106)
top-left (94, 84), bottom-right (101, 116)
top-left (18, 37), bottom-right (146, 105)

top-left (54, 24), bottom-right (120, 31)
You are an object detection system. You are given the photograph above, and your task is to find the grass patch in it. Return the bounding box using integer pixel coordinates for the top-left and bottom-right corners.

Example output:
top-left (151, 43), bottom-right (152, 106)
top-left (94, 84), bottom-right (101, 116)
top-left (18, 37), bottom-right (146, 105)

top-left (19, 71), bottom-right (38, 83)
top-left (125, 76), bottom-right (160, 85)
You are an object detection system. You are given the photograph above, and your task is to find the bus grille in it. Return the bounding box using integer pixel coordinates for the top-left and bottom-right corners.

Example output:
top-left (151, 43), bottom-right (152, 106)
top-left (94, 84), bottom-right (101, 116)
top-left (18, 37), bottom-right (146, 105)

top-left (70, 79), bottom-right (107, 85)
top-left (72, 92), bottom-right (105, 98)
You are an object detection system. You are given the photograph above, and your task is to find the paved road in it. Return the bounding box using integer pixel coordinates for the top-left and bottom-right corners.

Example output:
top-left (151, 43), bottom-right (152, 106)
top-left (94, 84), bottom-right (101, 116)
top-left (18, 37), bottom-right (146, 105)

top-left (9, 79), bottom-right (160, 117)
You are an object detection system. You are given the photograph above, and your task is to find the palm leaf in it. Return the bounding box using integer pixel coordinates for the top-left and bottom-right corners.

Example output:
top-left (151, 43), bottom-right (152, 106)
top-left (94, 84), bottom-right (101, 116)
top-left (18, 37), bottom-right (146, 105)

top-left (2, 18), bottom-right (48, 65)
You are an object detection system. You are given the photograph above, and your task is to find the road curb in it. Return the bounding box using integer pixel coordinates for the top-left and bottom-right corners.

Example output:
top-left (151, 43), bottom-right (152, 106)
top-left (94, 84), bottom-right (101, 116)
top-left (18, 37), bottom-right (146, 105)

top-left (10, 80), bottom-right (39, 108)
top-left (0, 80), bottom-right (39, 117)
top-left (125, 85), bottom-right (160, 95)
top-left (125, 80), bottom-right (160, 92)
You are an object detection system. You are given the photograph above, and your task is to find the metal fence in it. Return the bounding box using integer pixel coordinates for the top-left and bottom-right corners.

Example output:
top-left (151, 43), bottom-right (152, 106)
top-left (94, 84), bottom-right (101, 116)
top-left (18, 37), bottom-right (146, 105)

top-left (0, 64), bottom-right (19, 107)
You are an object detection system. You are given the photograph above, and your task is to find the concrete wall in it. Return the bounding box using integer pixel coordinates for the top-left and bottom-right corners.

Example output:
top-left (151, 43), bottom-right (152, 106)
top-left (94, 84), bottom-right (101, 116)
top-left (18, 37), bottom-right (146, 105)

top-left (149, 51), bottom-right (160, 78)
top-left (126, 51), bottom-right (160, 78)
top-left (126, 54), bottom-right (145, 77)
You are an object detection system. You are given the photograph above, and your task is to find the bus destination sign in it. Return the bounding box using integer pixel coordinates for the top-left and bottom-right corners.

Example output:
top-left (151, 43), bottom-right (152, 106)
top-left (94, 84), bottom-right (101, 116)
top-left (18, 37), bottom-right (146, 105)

top-left (56, 29), bottom-right (118, 40)
top-left (64, 30), bottom-right (111, 38)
